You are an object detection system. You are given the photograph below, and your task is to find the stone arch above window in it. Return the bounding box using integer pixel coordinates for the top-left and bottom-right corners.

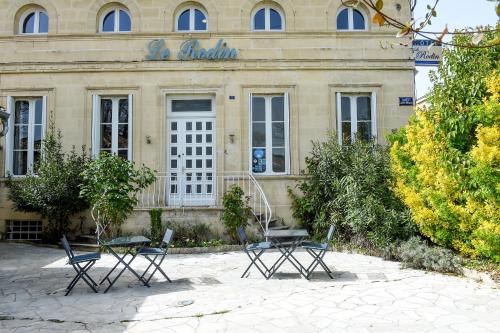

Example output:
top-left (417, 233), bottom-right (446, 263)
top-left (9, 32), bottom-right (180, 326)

top-left (175, 2), bottom-right (209, 32)
top-left (242, 0), bottom-right (294, 32)
top-left (87, 0), bottom-right (141, 33)
top-left (11, 1), bottom-right (58, 35)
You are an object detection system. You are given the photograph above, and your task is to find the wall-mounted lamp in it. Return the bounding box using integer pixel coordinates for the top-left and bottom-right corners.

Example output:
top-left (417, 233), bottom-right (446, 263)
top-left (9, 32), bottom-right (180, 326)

top-left (0, 106), bottom-right (10, 137)
top-left (145, 135), bottom-right (152, 144)
top-left (229, 134), bottom-right (235, 144)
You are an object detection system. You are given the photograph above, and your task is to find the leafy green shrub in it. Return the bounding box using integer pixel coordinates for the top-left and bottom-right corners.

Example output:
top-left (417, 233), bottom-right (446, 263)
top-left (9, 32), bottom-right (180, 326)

top-left (149, 209), bottom-right (163, 246)
top-left (7, 124), bottom-right (90, 242)
top-left (221, 186), bottom-right (251, 242)
top-left (396, 237), bottom-right (463, 274)
top-left (168, 221), bottom-right (224, 247)
top-left (289, 134), bottom-right (416, 249)
top-left (390, 32), bottom-right (500, 261)
top-left (80, 152), bottom-right (156, 240)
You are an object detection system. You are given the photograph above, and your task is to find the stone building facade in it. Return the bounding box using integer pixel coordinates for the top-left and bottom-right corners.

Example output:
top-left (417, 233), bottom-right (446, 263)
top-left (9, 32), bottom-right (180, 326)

top-left (0, 0), bottom-right (414, 239)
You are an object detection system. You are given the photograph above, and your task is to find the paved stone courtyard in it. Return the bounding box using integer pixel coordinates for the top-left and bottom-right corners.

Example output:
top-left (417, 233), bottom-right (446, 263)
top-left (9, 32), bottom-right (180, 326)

top-left (0, 243), bottom-right (499, 333)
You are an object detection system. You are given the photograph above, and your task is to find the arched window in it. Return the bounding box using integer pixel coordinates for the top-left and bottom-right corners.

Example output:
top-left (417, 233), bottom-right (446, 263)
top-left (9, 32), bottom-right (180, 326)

top-left (252, 6), bottom-right (284, 31)
top-left (19, 9), bottom-right (48, 34)
top-left (336, 7), bottom-right (367, 31)
top-left (100, 7), bottom-right (131, 33)
top-left (176, 7), bottom-right (208, 31)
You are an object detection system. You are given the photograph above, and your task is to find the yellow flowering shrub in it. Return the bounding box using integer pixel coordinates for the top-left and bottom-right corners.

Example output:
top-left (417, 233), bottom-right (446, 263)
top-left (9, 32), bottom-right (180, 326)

top-left (390, 62), bottom-right (499, 262)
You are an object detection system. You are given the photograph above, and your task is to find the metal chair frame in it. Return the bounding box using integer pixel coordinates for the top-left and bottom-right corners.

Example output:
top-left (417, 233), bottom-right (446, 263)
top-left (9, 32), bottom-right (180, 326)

top-left (61, 235), bottom-right (101, 296)
top-left (138, 229), bottom-right (174, 284)
top-left (237, 227), bottom-right (272, 279)
top-left (302, 225), bottom-right (335, 280)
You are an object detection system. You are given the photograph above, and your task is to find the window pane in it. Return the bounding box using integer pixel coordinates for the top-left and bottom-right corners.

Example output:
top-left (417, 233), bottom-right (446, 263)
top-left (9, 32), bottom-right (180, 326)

top-left (171, 122), bottom-right (177, 131)
top-left (34, 99), bottom-right (43, 124)
top-left (254, 8), bottom-right (265, 30)
top-left (206, 122), bottom-right (212, 130)
top-left (196, 160), bottom-right (202, 168)
top-left (102, 11), bottom-right (115, 32)
top-left (34, 125), bottom-right (42, 150)
top-left (252, 123), bottom-right (266, 147)
top-left (100, 125), bottom-right (112, 149)
top-left (186, 134), bottom-right (192, 143)
top-left (171, 159), bottom-right (178, 169)
top-left (206, 159), bottom-right (212, 168)
top-left (119, 10), bottom-right (131, 31)
top-left (357, 97), bottom-right (371, 120)
top-left (101, 99), bottom-right (113, 123)
top-left (269, 9), bottom-right (282, 30)
top-left (118, 124), bottom-right (128, 148)
top-left (252, 148), bottom-right (266, 173)
top-left (353, 9), bottom-right (365, 30)
top-left (171, 147), bottom-right (177, 156)
top-left (14, 126), bottom-right (28, 149)
top-left (15, 101), bottom-right (29, 124)
top-left (358, 122), bottom-right (372, 141)
top-left (172, 99), bottom-right (212, 112)
top-left (337, 8), bottom-right (349, 30)
top-left (196, 134), bottom-right (202, 143)
top-left (186, 147), bottom-right (192, 155)
top-left (39, 12), bottom-right (49, 33)
top-left (171, 134), bottom-right (177, 143)
top-left (13, 151), bottom-right (28, 175)
top-left (119, 99), bottom-right (128, 123)
top-left (118, 150), bottom-right (128, 159)
top-left (196, 122), bottom-right (202, 131)
top-left (196, 147), bottom-right (202, 155)
top-left (33, 151), bottom-right (41, 168)
top-left (23, 13), bottom-right (35, 33)
top-left (272, 123), bottom-right (285, 147)
top-left (206, 134), bottom-right (212, 143)
top-left (206, 147), bottom-right (212, 155)
top-left (252, 97), bottom-right (266, 121)
top-left (194, 9), bottom-right (207, 31)
top-left (272, 148), bottom-right (286, 173)
top-left (186, 122), bottom-right (192, 130)
top-left (342, 122), bottom-right (351, 143)
top-left (186, 160), bottom-right (192, 168)
top-left (271, 96), bottom-right (284, 121)
top-left (341, 97), bottom-right (351, 121)
top-left (178, 9), bottom-right (190, 31)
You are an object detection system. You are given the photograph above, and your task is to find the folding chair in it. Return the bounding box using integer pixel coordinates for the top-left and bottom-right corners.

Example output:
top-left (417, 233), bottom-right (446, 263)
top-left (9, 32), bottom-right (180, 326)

top-left (61, 235), bottom-right (101, 296)
top-left (138, 229), bottom-right (173, 284)
top-left (301, 225), bottom-right (335, 280)
top-left (237, 227), bottom-right (272, 279)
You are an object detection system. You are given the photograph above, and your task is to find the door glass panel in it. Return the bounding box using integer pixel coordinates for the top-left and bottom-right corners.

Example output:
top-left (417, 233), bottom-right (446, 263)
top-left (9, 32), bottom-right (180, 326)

top-left (34, 126), bottom-right (42, 150)
top-left (252, 148), bottom-right (266, 173)
top-left (342, 122), bottom-right (351, 143)
top-left (272, 148), bottom-right (286, 173)
top-left (272, 97), bottom-right (284, 121)
top-left (13, 151), bottom-right (28, 175)
top-left (357, 96), bottom-right (371, 121)
top-left (118, 125), bottom-right (128, 148)
top-left (101, 99), bottom-right (113, 123)
top-left (118, 150), bottom-right (128, 159)
top-left (252, 97), bottom-right (266, 121)
top-left (358, 122), bottom-right (372, 141)
top-left (15, 101), bottom-right (29, 124)
top-left (34, 99), bottom-right (43, 124)
top-left (272, 123), bottom-right (285, 147)
top-left (172, 99), bottom-right (212, 112)
top-left (101, 125), bottom-right (112, 149)
top-left (341, 97), bottom-right (351, 121)
top-left (252, 123), bottom-right (266, 147)
top-left (119, 99), bottom-right (128, 122)
top-left (14, 126), bottom-right (28, 149)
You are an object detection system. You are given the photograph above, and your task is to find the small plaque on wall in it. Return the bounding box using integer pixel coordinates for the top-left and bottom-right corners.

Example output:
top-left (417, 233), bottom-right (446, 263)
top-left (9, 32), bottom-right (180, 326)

top-left (399, 97), bottom-right (414, 106)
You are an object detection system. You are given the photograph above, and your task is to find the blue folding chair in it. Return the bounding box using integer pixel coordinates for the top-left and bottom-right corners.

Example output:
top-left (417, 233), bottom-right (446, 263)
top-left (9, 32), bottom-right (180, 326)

top-left (138, 229), bottom-right (174, 284)
top-left (61, 235), bottom-right (101, 296)
top-left (301, 225), bottom-right (335, 280)
top-left (237, 227), bottom-right (272, 279)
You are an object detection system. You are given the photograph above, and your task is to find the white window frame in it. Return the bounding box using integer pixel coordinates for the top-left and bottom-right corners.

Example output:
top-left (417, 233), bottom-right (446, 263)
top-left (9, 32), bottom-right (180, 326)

top-left (5, 96), bottom-right (47, 176)
top-left (175, 7), bottom-right (208, 32)
top-left (336, 92), bottom-right (377, 144)
top-left (99, 8), bottom-right (131, 33)
top-left (251, 6), bottom-right (285, 31)
top-left (92, 94), bottom-right (133, 160)
top-left (19, 9), bottom-right (48, 35)
top-left (249, 93), bottom-right (290, 175)
top-left (336, 7), bottom-right (368, 31)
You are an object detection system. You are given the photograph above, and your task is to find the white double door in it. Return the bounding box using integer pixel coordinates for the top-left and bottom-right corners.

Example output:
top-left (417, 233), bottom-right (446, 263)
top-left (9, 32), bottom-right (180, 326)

top-left (167, 117), bottom-right (216, 206)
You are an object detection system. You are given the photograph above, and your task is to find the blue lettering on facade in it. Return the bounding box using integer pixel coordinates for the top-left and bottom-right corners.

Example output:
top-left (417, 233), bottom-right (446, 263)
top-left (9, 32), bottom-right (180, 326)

top-left (145, 39), bottom-right (237, 61)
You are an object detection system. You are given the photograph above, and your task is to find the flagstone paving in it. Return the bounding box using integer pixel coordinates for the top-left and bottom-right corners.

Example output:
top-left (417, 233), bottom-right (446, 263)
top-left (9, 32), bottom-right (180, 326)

top-left (0, 242), bottom-right (499, 333)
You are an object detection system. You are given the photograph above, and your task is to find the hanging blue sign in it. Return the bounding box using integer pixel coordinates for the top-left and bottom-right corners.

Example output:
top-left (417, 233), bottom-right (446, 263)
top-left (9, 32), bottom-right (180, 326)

top-left (146, 39), bottom-right (238, 61)
top-left (413, 39), bottom-right (442, 66)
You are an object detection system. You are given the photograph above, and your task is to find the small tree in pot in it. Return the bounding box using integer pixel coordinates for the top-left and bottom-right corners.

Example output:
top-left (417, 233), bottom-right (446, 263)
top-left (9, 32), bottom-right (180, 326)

top-left (80, 152), bottom-right (156, 241)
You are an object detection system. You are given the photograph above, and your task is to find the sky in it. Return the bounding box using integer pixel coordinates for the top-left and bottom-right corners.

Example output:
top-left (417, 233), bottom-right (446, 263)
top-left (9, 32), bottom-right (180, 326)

top-left (413, 0), bottom-right (499, 98)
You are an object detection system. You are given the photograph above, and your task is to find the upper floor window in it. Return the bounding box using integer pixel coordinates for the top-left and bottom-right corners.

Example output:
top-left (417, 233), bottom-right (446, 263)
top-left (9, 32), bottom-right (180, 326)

top-left (337, 7), bottom-right (367, 31)
top-left (252, 6), bottom-right (284, 31)
top-left (19, 9), bottom-right (48, 35)
top-left (176, 7), bottom-right (208, 31)
top-left (100, 8), bottom-right (131, 33)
